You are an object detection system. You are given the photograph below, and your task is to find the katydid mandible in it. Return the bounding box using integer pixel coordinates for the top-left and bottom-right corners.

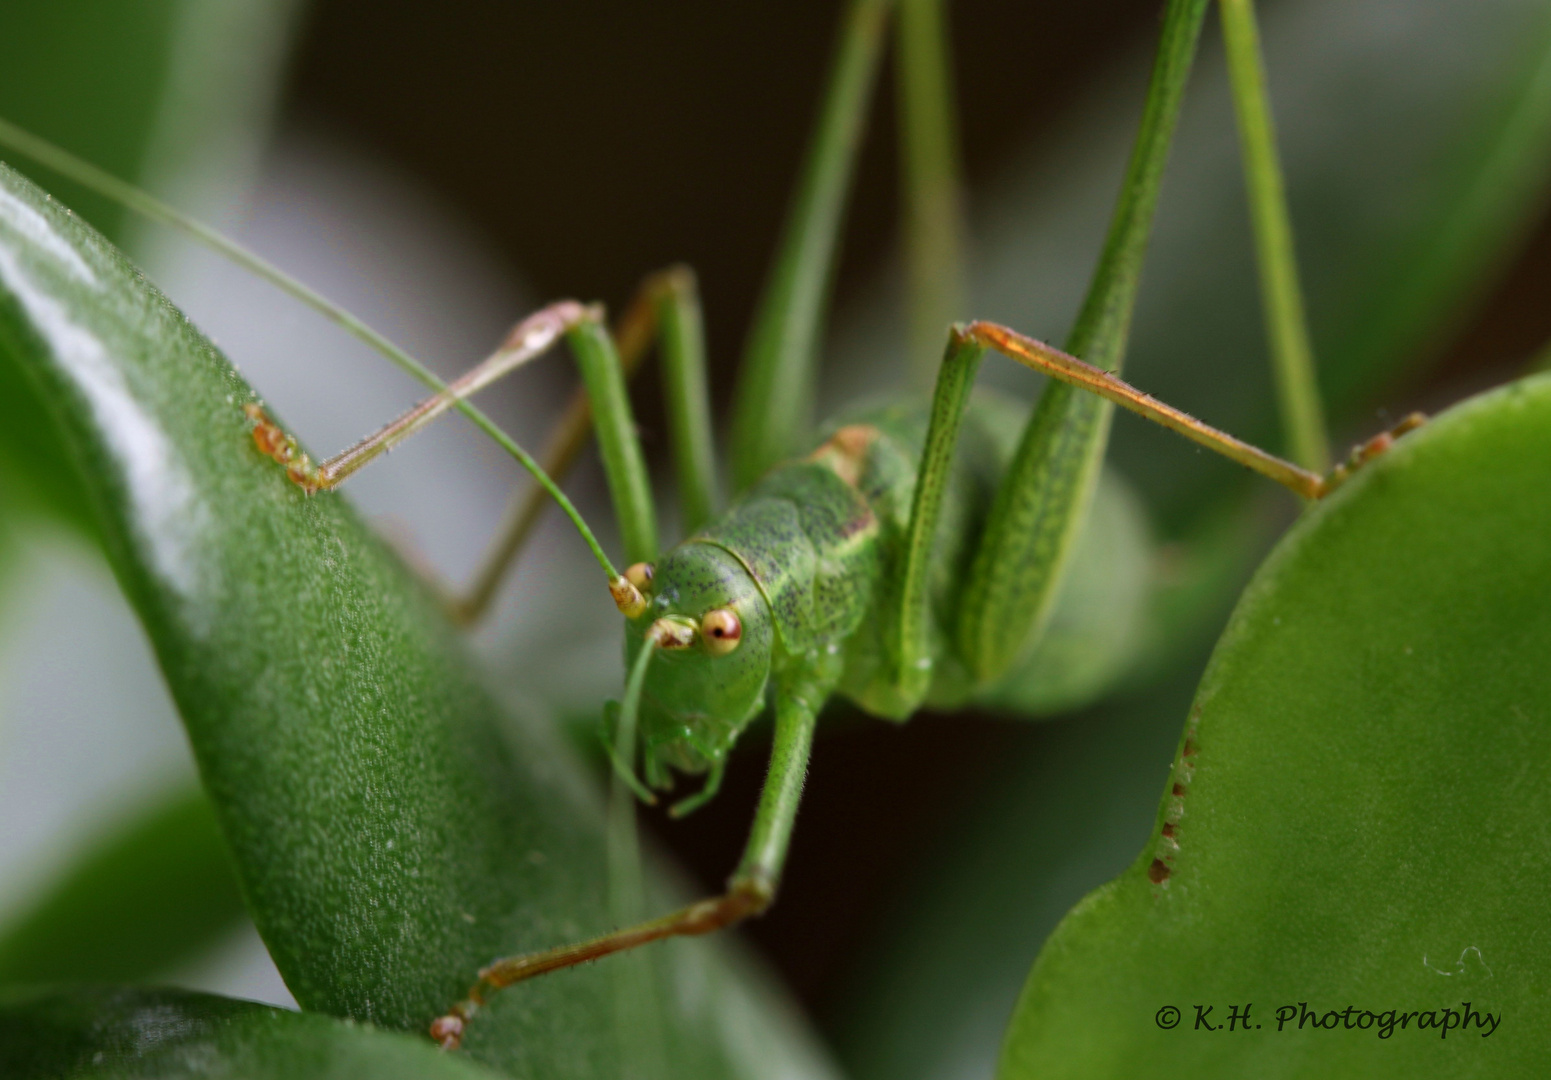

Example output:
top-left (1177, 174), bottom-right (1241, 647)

top-left (0, 0), bottom-right (1425, 1052)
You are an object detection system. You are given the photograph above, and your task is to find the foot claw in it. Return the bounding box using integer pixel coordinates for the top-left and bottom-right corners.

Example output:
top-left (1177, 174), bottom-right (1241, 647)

top-left (1321, 412), bottom-right (1427, 496)
top-left (244, 401), bottom-right (325, 493)
top-left (429, 1012), bottom-right (464, 1050)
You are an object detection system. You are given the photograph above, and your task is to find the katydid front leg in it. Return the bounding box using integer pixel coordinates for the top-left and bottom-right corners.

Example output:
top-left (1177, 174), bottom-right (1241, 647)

top-left (246, 265), bottom-right (723, 625)
top-left (451, 266), bottom-right (717, 624)
top-left (429, 674), bottom-right (828, 1050)
top-left (243, 298), bottom-right (642, 600)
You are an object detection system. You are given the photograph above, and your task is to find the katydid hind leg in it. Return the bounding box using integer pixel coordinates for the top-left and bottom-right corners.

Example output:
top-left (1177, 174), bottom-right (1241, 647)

top-left (954, 0), bottom-right (1211, 686)
top-left (943, 321), bottom-right (1423, 694)
top-left (655, 267), bottom-right (721, 535)
top-left (728, 0), bottom-right (893, 490)
top-left (880, 327), bottom-right (986, 712)
top-left (430, 686), bottom-right (822, 1048)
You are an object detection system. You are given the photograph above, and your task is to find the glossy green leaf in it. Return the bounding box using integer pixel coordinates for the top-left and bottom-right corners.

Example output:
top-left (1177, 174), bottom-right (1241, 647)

top-left (999, 375), bottom-right (1551, 1076)
top-left (0, 786), bottom-right (247, 986)
top-left (0, 986), bottom-right (503, 1079)
top-left (0, 164), bottom-right (833, 1079)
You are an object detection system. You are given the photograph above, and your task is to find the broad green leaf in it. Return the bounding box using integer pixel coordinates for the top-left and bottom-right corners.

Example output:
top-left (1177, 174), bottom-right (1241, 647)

top-left (0, 787), bottom-right (247, 986)
top-left (0, 986), bottom-right (503, 1079)
top-left (0, 164), bottom-right (834, 1079)
top-left (999, 374), bottom-right (1551, 1076)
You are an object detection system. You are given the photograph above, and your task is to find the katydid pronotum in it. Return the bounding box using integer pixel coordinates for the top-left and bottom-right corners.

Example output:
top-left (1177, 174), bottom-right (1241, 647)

top-left (0, 0), bottom-right (1427, 1053)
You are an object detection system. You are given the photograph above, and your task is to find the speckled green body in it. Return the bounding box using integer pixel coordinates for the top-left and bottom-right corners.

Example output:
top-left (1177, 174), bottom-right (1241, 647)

top-left (626, 391), bottom-right (1066, 781)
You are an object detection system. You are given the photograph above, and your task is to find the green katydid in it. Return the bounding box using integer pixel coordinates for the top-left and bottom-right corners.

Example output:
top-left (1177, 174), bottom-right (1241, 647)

top-left (0, 0), bottom-right (1425, 1053)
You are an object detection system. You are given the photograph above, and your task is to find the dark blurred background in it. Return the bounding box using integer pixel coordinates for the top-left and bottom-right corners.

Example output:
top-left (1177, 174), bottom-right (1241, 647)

top-left (2, 2), bottom-right (1550, 1078)
top-left (287, 0), bottom-right (1551, 400)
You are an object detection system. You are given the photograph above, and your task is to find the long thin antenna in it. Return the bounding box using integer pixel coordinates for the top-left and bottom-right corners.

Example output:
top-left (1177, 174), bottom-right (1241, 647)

top-left (0, 117), bottom-right (441, 394)
top-left (0, 116), bottom-right (620, 581)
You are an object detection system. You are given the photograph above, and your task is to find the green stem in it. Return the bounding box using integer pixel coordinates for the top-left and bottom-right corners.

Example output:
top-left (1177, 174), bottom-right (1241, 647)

top-left (896, 0), bottom-right (966, 391)
top-left (1220, 0), bottom-right (1330, 473)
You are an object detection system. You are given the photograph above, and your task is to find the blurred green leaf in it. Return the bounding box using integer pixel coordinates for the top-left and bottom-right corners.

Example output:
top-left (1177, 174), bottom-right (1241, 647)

top-left (0, 163), bottom-right (834, 1078)
top-left (0, 986), bottom-right (504, 1079)
top-left (0, 0), bottom-right (301, 533)
top-left (0, 0), bottom-right (300, 244)
top-left (0, 0), bottom-right (198, 243)
top-left (0, 787), bottom-right (247, 986)
top-left (1000, 374), bottom-right (1551, 1076)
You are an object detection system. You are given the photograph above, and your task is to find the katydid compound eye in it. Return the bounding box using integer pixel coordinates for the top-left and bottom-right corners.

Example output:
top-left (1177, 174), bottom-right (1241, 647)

top-left (624, 562), bottom-right (655, 592)
top-left (701, 608), bottom-right (742, 655)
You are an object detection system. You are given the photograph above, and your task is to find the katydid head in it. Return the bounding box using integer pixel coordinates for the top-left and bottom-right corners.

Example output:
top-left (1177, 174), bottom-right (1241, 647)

top-left (621, 543), bottom-right (773, 783)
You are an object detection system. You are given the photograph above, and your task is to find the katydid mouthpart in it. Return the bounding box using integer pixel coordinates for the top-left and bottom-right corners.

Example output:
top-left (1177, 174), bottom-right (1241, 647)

top-left (0, 0), bottom-right (1429, 1055)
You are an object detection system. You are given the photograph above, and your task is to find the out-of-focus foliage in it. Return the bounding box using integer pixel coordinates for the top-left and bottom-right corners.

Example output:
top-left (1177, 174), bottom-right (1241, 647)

top-left (0, 787), bottom-right (246, 985)
top-left (0, 987), bottom-right (506, 1080)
